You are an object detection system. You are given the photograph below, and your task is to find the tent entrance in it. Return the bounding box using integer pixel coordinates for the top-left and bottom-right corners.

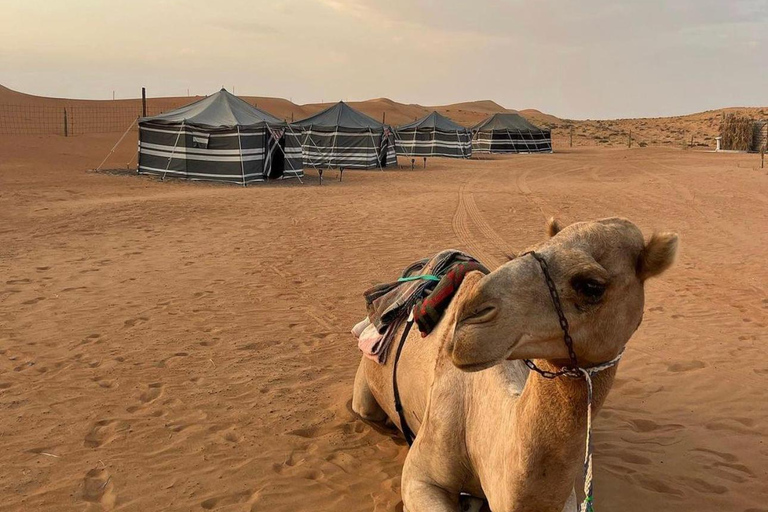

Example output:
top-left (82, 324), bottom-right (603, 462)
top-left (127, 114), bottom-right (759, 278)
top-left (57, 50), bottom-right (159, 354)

top-left (267, 132), bottom-right (286, 179)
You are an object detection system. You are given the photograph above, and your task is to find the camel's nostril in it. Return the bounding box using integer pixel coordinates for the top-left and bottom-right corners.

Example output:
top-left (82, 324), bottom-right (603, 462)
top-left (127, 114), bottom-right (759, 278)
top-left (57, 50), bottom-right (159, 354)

top-left (459, 304), bottom-right (498, 325)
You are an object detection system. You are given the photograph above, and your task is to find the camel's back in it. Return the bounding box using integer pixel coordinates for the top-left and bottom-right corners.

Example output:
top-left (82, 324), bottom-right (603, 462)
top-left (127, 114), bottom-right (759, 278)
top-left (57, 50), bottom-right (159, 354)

top-left (360, 272), bottom-right (486, 436)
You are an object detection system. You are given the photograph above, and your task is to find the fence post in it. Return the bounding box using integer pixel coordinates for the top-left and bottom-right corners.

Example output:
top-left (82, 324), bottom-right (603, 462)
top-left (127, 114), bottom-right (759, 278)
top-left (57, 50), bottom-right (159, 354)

top-left (64, 108), bottom-right (68, 137)
top-left (569, 125), bottom-right (573, 147)
top-left (382, 112), bottom-right (386, 125)
top-left (141, 87), bottom-right (146, 117)
top-left (628, 129), bottom-right (631, 148)
top-left (762, 146), bottom-right (765, 169)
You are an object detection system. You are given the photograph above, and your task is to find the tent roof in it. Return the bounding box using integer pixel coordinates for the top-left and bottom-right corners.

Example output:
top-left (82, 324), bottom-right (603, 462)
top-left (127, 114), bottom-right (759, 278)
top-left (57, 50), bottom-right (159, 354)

top-left (397, 111), bottom-right (468, 131)
top-left (472, 113), bottom-right (545, 132)
top-left (294, 101), bottom-right (385, 130)
top-left (141, 88), bottom-right (285, 128)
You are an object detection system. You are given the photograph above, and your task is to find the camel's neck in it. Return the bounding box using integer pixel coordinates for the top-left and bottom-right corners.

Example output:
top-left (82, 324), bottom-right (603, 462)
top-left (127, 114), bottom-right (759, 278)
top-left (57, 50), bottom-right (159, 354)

top-left (470, 359), bottom-right (617, 511)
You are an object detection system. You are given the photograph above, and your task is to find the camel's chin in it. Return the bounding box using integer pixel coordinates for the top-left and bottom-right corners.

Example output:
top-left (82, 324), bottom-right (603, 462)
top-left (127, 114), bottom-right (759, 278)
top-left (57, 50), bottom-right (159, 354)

top-left (451, 331), bottom-right (519, 372)
top-left (453, 359), bottom-right (500, 373)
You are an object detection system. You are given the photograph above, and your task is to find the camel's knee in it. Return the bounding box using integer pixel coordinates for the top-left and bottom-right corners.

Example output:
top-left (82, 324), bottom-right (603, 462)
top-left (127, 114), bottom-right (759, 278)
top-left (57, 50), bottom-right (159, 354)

top-left (402, 453), bottom-right (460, 512)
top-left (352, 359), bottom-right (387, 422)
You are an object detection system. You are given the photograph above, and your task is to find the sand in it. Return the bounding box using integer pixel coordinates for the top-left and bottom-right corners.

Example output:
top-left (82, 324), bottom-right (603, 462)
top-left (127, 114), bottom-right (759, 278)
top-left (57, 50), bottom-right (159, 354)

top-left (1, 130), bottom-right (767, 512)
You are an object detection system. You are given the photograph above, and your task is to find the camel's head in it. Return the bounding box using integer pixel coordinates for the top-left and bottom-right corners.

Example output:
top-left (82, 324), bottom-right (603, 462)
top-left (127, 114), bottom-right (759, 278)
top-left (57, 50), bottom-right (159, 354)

top-left (451, 217), bottom-right (678, 371)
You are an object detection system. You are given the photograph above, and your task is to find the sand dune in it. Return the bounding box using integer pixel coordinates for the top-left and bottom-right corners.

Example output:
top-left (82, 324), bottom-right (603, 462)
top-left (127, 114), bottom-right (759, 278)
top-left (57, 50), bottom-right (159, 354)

top-left (3, 84), bottom-right (765, 149)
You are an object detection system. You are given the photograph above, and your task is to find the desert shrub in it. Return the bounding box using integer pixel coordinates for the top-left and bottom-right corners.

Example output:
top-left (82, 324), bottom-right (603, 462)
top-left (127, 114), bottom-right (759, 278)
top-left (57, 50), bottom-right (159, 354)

top-left (720, 114), bottom-right (754, 151)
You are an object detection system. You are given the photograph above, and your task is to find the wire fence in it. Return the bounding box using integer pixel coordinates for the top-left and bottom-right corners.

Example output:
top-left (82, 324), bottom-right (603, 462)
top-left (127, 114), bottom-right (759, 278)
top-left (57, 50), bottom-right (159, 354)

top-left (0, 104), bottom-right (167, 136)
top-left (0, 102), bottom-right (720, 150)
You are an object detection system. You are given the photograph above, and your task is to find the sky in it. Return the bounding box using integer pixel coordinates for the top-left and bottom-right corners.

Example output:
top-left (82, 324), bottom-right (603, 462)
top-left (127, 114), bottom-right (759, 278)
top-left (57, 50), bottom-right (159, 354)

top-left (0, 0), bottom-right (766, 119)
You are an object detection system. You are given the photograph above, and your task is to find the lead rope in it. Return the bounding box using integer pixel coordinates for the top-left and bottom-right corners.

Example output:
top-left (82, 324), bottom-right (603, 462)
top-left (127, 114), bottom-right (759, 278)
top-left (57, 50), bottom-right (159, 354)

top-left (577, 350), bottom-right (624, 511)
top-left (520, 251), bottom-right (626, 512)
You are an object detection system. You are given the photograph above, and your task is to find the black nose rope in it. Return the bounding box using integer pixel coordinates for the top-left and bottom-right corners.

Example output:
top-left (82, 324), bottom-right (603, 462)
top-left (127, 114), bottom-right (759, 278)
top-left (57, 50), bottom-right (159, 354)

top-left (520, 250), bottom-right (625, 512)
top-left (521, 251), bottom-right (581, 379)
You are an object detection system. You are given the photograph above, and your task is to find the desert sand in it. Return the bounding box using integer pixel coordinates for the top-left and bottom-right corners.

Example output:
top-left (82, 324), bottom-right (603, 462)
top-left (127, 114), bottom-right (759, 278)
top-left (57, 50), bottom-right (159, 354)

top-left (1, 98), bottom-right (768, 511)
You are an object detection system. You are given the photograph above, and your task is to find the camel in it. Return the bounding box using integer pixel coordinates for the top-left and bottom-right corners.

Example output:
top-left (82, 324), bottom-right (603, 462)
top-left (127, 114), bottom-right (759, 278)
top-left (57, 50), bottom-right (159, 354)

top-left (352, 217), bottom-right (678, 512)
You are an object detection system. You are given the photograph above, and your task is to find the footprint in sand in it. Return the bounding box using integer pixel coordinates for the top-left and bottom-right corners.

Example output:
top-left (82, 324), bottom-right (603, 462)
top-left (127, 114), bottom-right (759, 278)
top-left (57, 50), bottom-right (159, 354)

top-left (680, 476), bottom-right (728, 495)
top-left (79, 333), bottom-right (102, 346)
top-left (6, 278), bottom-right (31, 285)
top-left (82, 467), bottom-right (117, 509)
top-left (626, 418), bottom-right (684, 433)
top-left (200, 489), bottom-right (257, 510)
top-left (22, 297), bottom-right (45, 305)
top-left (217, 428), bottom-right (244, 444)
top-left (666, 360), bottom-right (707, 372)
top-left (139, 383), bottom-right (164, 404)
top-left (92, 376), bottom-right (118, 389)
top-left (123, 317), bottom-right (149, 328)
top-left (631, 474), bottom-right (684, 497)
top-left (84, 419), bottom-right (129, 448)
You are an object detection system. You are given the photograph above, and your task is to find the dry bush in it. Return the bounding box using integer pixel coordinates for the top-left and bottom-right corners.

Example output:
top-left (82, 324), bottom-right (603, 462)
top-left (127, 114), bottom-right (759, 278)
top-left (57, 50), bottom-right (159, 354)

top-left (720, 114), bottom-right (754, 151)
top-left (752, 122), bottom-right (767, 152)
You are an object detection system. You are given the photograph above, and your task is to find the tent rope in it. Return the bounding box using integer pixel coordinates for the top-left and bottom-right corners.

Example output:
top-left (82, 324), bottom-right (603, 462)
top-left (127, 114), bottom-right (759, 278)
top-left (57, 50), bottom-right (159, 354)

top-left (161, 120), bottom-right (185, 181)
top-left (96, 117), bottom-right (138, 172)
top-left (237, 125), bottom-right (246, 186)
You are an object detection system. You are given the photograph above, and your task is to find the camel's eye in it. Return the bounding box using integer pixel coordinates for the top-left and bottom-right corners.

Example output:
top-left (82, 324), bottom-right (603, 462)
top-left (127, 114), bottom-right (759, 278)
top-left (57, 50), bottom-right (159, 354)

top-left (571, 276), bottom-right (606, 303)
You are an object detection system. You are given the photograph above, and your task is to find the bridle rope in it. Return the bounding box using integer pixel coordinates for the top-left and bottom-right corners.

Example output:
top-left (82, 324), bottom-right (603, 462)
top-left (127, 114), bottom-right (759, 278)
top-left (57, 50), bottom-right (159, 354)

top-left (521, 251), bottom-right (625, 512)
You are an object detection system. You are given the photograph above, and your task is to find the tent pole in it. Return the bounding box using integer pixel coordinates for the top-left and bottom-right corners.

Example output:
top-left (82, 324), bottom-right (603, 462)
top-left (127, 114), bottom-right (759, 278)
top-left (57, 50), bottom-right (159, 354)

top-left (331, 126), bottom-right (339, 170)
top-left (369, 128), bottom-right (384, 171)
top-left (283, 124), bottom-right (304, 184)
top-left (311, 133), bottom-right (328, 170)
top-left (300, 125), bottom-right (322, 169)
top-left (162, 120), bottom-right (185, 181)
top-left (517, 128), bottom-right (533, 154)
top-left (431, 124), bottom-right (437, 161)
top-left (455, 129), bottom-right (466, 159)
top-left (237, 125), bottom-right (247, 186)
top-left (263, 126), bottom-right (279, 181)
top-left (96, 117), bottom-right (137, 171)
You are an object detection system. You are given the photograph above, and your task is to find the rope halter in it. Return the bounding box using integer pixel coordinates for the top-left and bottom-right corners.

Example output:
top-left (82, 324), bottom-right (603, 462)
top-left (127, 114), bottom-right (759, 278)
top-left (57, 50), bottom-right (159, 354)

top-left (520, 251), bottom-right (625, 512)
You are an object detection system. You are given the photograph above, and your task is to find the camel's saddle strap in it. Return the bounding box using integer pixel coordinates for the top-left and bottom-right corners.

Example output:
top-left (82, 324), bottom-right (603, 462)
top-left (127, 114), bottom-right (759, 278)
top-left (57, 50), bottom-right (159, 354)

top-left (392, 317), bottom-right (416, 446)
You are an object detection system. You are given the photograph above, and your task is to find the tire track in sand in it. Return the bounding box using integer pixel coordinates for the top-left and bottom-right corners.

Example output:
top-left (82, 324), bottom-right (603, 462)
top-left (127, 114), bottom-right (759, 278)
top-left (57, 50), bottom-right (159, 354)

top-left (453, 160), bottom-right (571, 268)
top-left (452, 180), bottom-right (502, 268)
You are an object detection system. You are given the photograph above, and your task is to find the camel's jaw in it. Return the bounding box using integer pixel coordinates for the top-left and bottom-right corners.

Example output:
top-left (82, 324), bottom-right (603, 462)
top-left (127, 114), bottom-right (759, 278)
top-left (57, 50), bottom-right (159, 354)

top-left (450, 326), bottom-right (521, 372)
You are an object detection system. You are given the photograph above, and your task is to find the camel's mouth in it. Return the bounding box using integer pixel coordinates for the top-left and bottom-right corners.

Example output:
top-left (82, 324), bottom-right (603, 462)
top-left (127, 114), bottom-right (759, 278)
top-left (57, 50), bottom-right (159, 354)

top-left (457, 303), bottom-right (499, 326)
top-left (451, 332), bottom-right (521, 373)
top-left (453, 359), bottom-right (500, 372)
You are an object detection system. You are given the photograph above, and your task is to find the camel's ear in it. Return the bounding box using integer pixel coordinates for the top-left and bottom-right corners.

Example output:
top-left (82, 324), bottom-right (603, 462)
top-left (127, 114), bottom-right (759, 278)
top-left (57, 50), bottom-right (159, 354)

top-left (547, 217), bottom-right (562, 238)
top-left (637, 232), bottom-right (679, 281)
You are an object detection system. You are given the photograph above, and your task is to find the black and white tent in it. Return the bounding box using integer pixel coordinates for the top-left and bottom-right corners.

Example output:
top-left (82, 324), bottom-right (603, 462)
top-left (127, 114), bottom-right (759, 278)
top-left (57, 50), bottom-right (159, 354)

top-left (472, 113), bottom-right (552, 154)
top-left (138, 89), bottom-right (303, 185)
top-left (395, 111), bottom-right (471, 159)
top-left (294, 102), bottom-right (397, 170)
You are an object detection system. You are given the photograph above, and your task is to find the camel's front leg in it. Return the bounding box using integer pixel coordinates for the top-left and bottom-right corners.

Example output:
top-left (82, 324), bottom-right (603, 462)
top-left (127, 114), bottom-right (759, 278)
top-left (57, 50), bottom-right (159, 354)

top-left (401, 474), bottom-right (457, 511)
top-left (401, 444), bottom-right (462, 512)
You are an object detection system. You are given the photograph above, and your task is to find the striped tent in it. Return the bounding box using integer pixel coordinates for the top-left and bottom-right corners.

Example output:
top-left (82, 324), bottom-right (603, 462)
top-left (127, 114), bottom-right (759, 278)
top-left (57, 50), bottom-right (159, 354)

top-left (138, 89), bottom-right (303, 185)
top-left (294, 102), bottom-right (397, 170)
top-left (395, 111), bottom-right (471, 159)
top-left (472, 113), bottom-right (552, 154)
